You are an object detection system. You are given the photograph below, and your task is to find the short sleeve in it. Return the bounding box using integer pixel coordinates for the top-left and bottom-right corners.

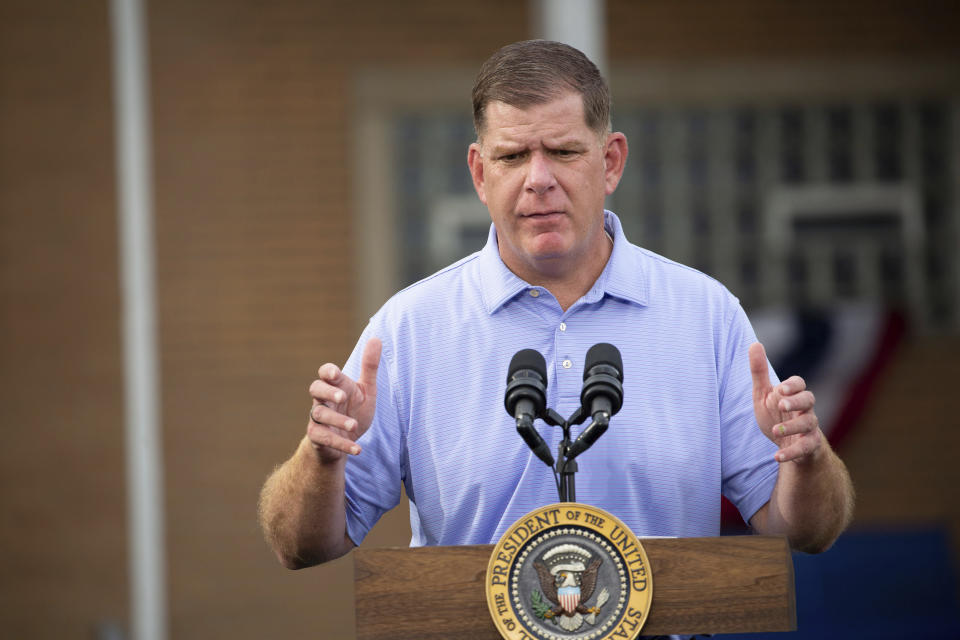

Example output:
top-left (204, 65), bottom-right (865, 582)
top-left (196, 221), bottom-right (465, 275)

top-left (718, 301), bottom-right (780, 524)
top-left (341, 322), bottom-right (405, 545)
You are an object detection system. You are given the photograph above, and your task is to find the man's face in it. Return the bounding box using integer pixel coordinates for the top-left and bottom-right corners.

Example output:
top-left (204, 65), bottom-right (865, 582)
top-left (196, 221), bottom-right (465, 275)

top-left (467, 92), bottom-right (626, 283)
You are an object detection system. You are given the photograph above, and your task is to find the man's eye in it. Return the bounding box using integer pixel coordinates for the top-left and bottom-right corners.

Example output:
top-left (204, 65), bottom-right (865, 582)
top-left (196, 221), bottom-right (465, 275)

top-left (500, 152), bottom-right (522, 162)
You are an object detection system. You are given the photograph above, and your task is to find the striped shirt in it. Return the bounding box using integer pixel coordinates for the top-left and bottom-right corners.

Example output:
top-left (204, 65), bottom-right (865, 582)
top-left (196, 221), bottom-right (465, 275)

top-left (342, 211), bottom-right (779, 547)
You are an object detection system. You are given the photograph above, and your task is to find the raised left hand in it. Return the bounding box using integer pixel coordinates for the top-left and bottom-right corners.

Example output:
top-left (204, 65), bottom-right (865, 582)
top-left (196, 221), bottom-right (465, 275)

top-left (749, 342), bottom-right (824, 464)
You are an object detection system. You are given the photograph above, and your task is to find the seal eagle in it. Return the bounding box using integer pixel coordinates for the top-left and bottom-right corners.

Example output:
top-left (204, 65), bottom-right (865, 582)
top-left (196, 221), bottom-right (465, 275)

top-left (533, 545), bottom-right (603, 618)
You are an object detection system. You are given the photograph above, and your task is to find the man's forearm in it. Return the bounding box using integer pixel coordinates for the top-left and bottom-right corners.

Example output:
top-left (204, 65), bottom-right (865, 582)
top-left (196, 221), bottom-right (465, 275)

top-left (753, 439), bottom-right (855, 553)
top-left (258, 437), bottom-right (356, 568)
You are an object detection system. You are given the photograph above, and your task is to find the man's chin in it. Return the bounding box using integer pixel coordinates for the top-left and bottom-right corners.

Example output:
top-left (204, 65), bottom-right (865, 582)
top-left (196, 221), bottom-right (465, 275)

top-left (523, 233), bottom-right (571, 259)
top-left (524, 247), bottom-right (580, 276)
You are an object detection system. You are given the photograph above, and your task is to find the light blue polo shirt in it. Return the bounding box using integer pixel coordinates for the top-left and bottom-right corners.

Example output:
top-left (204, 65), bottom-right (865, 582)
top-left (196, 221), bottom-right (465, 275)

top-left (342, 211), bottom-right (780, 547)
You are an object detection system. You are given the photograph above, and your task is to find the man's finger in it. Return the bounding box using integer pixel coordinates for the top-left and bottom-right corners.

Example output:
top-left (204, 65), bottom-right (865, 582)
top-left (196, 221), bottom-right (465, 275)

top-left (309, 380), bottom-right (347, 406)
top-left (775, 430), bottom-right (823, 463)
top-left (778, 390), bottom-right (815, 413)
top-left (307, 424), bottom-right (361, 456)
top-left (309, 404), bottom-right (359, 433)
top-left (317, 362), bottom-right (345, 384)
top-left (777, 375), bottom-right (807, 396)
top-left (358, 337), bottom-right (382, 390)
top-left (771, 412), bottom-right (819, 439)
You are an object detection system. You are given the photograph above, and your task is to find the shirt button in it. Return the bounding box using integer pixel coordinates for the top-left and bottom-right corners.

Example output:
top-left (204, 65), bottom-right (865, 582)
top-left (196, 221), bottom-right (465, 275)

top-left (562, 359), bottom-right (572, 369)
top-left (529, 289), bottom-right (540, 298)
top-left (559, 322), bottom-right (567, 332)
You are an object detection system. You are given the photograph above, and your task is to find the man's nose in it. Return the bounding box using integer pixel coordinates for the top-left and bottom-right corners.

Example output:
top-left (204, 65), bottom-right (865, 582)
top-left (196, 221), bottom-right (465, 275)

top-left (525, 152), bottom-right (556, 195)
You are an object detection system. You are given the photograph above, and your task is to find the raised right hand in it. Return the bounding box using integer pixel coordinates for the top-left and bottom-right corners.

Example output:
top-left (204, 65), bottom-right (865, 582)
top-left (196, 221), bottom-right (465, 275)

top-left (306, 337), bottom-right (382, 462)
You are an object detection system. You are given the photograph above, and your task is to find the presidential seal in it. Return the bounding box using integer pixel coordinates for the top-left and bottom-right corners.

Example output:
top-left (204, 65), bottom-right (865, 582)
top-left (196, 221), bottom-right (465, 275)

top-left (486, 503), bottom-right (652, 640)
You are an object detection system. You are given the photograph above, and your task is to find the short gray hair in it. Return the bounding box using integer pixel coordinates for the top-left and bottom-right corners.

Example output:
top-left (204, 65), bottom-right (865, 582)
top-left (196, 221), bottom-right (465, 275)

top-left (472, 40), bottom-right (611, 139)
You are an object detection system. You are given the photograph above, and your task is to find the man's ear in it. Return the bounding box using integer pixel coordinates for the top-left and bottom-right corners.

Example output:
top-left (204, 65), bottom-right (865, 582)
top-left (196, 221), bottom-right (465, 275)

top-left (467, 142), bottom-right (487, 205)
top-left (602, 132), bottom-right (628, 196)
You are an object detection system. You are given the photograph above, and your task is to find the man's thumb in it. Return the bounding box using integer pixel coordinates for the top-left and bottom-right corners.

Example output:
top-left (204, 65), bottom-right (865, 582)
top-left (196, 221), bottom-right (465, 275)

top-left (748, 342), bottom-right (771, 394)
top-left (359, 337), bottom-right (382, 389)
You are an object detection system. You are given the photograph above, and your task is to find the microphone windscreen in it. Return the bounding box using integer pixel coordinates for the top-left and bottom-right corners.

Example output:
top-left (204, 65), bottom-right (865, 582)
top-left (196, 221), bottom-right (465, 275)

top-left (507, 348), bottom-right (547, 382)
top-left (584, 343), bottom-right (623, 381)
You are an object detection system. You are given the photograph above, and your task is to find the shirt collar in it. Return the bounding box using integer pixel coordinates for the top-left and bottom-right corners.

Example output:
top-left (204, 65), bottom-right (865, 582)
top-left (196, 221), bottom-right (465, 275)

top-left (477, 210), bottom-right (648, 315)
top-left (595, 210), bottom-right (649, 307)
top-left (477, 225), bottom-right (530, 314)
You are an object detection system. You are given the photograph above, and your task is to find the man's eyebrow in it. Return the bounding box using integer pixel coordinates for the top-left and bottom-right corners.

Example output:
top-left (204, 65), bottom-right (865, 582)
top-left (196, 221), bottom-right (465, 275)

top-left (543, 137), bottom-right (591, 149)
top-left (488, 137), bottom-right (588, 153)
top-left (487, 143), bottom-right (527, 155)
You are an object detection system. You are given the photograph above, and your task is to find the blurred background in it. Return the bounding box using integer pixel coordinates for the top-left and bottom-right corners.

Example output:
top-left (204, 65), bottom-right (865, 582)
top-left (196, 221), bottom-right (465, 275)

top-left (1, 0), bottom-right (958, 638)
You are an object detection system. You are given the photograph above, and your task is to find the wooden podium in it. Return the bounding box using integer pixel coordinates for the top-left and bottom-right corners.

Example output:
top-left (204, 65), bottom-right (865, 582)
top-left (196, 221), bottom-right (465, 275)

top-left (355, 535), bottom-right (796, 639)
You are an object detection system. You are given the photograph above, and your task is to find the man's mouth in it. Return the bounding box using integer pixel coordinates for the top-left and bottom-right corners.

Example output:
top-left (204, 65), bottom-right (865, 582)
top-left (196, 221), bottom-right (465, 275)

top-left (522, 210), bottom-right (564, 218)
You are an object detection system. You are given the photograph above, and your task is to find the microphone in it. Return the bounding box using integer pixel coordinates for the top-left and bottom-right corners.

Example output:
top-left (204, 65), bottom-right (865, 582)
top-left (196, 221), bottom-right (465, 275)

top-left (566, 343), bottom-right (624, 459)
top-left (504, 349), bottom-right (555, 467)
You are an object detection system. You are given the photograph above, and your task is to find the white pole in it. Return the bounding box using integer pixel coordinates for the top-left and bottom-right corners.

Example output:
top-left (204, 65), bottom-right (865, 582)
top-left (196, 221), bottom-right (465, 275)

top-left (532, 0), bottom-right (607, 75)
top-left (109, 1), bottom-right (167, 639)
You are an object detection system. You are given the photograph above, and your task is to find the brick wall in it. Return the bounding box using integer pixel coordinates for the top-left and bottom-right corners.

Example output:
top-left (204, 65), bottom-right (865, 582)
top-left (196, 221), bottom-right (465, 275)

top-left (609, 0), bottom-right (959, 59)
top-left (0, 2), bottom-right (126, 636)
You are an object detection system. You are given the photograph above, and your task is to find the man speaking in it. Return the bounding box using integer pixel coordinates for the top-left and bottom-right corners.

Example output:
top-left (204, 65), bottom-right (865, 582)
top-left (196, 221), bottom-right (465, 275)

top-left (258, 40), bottom-right (854, 569)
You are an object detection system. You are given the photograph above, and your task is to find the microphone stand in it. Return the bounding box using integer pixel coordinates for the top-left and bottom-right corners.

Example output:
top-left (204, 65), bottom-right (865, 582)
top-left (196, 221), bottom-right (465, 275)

top-left (537, 409), bottom-right (572, 501)
top-left (516, 403), bottom-right (600, 502)
top-left (548, 407), bottom-right (592, 503)
top-left (557, 445), bottom-right (578, 502)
